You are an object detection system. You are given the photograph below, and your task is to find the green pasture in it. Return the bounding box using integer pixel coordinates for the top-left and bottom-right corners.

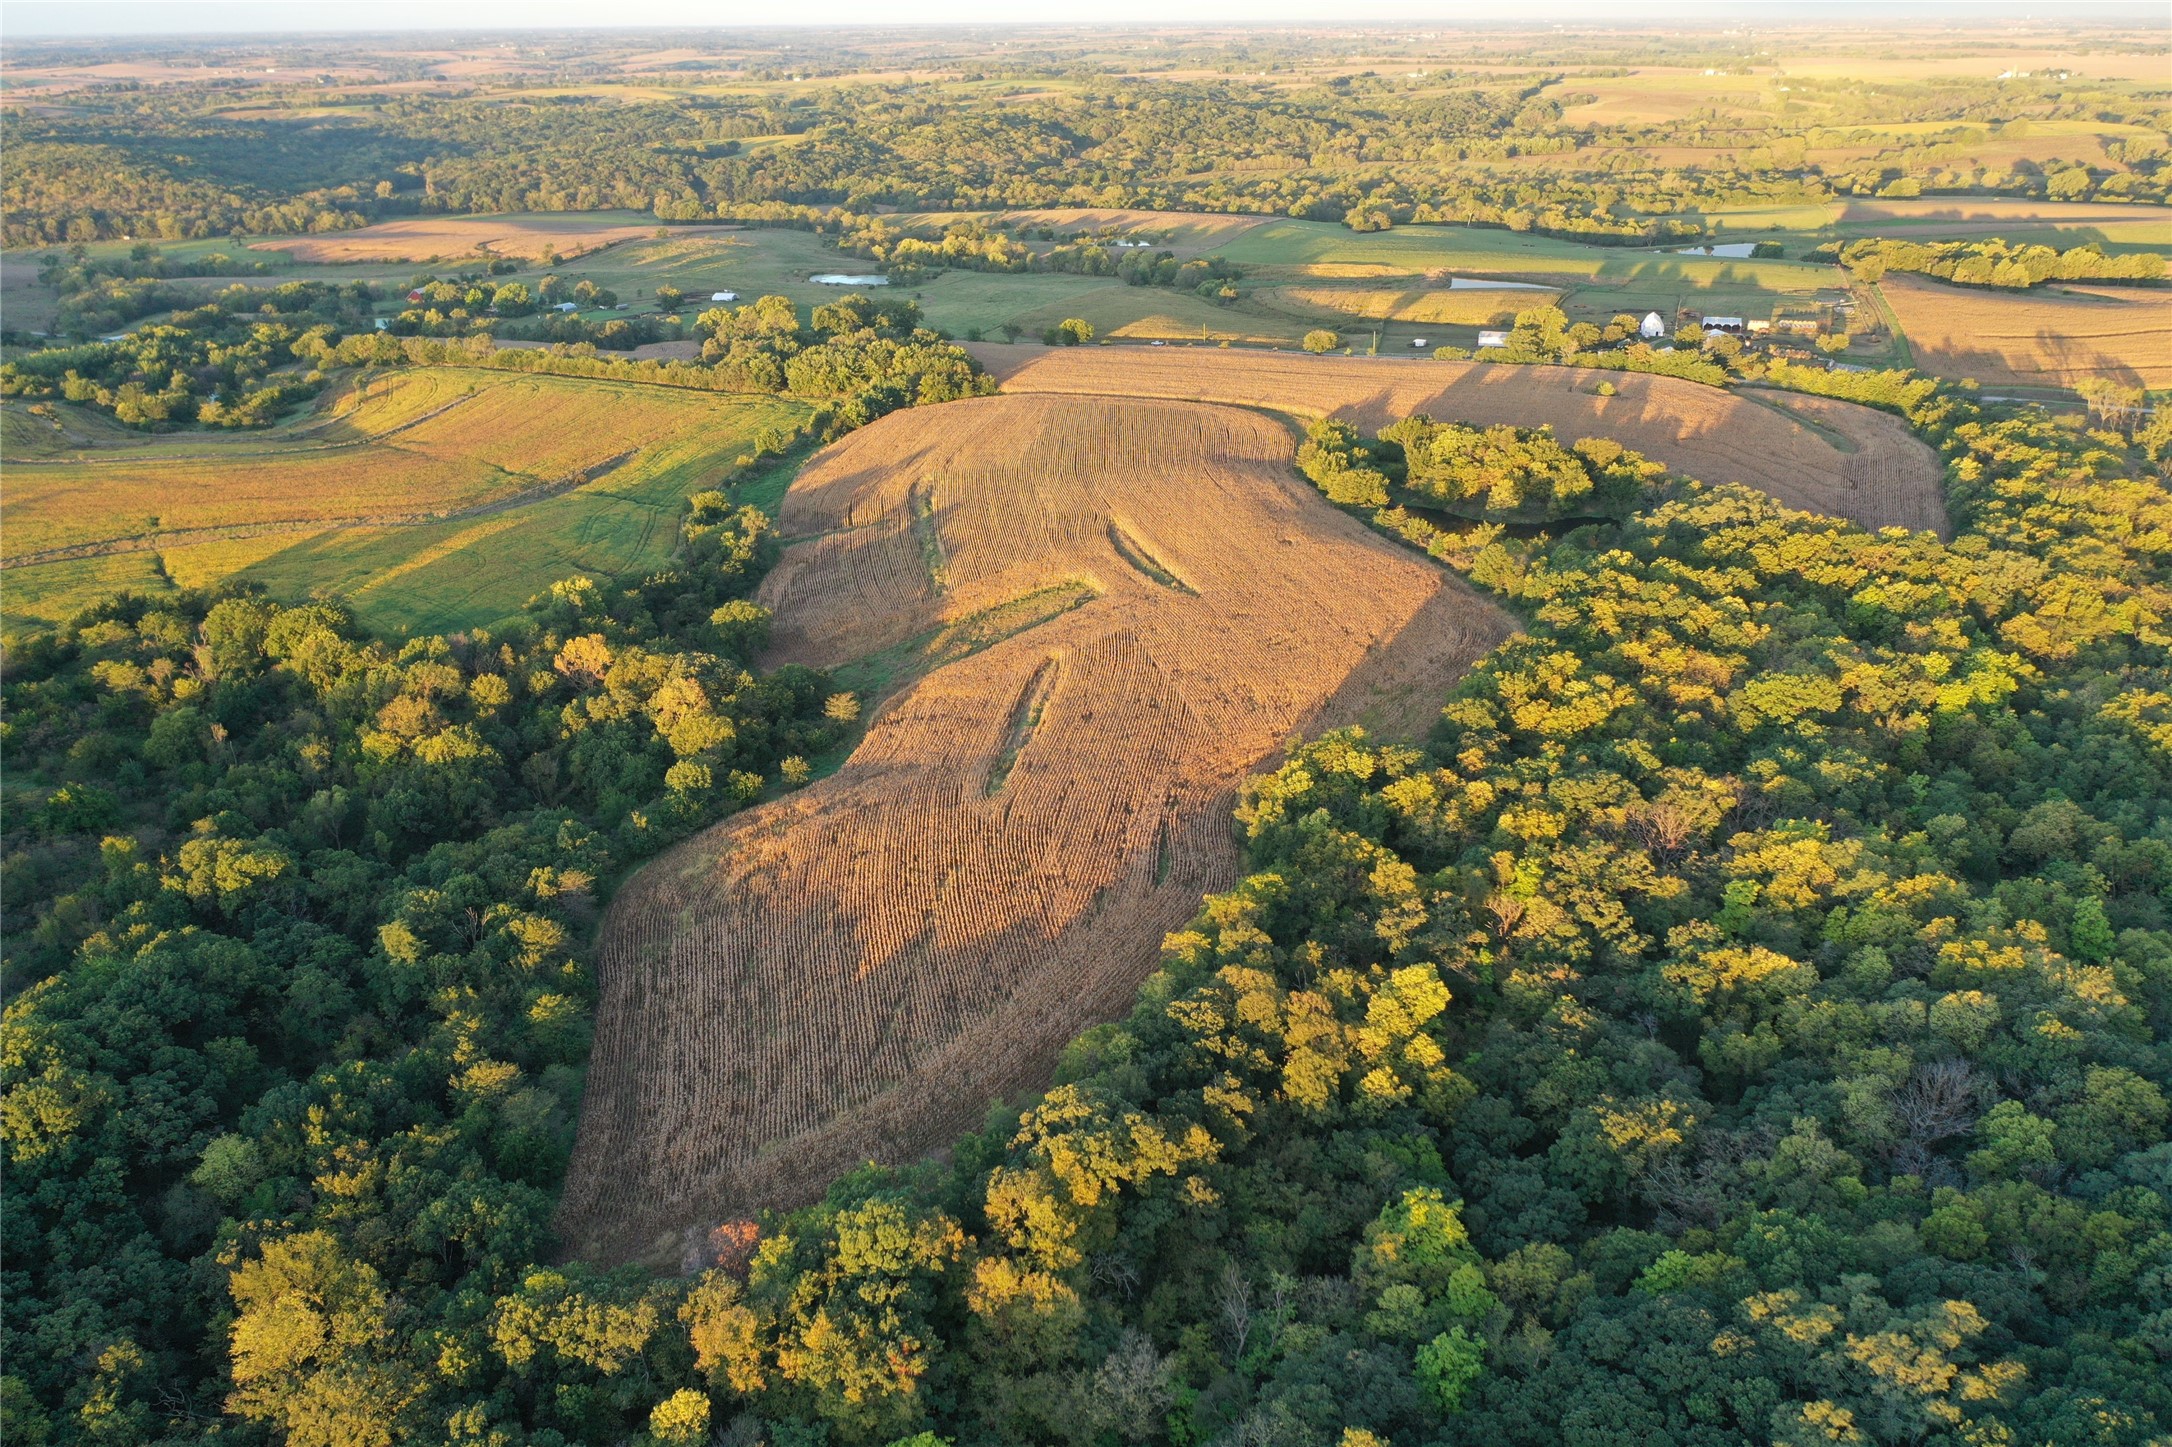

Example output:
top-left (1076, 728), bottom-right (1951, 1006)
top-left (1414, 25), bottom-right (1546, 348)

top-left (240, 397), bottom-right (806, 637)
top-left (1208, 220), bottom-right (1844, 329)
top-left (1007, 281), bottom-right (1312, 346)
top-left (0, 378), bottom-right (808, 640)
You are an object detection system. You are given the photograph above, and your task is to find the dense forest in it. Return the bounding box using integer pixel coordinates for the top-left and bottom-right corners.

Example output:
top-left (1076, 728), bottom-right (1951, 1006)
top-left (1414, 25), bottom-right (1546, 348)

top-left (7, 278), bottom-right (2172, 1445)
top-left (5, 55), bottom-right (2165, 246)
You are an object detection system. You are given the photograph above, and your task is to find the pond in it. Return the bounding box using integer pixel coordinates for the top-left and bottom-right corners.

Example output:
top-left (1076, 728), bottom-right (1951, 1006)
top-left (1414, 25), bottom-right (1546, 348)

top-left (1673, 243), bottom-right (1758, 258)
top-left (810, 274), bottom-right (890, 285)
top-left (1447, 277), bottom-right (1551, 289)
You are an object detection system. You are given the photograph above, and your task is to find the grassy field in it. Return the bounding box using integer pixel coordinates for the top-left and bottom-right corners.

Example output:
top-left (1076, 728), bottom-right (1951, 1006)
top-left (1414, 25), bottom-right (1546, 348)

top-left (886, 207), bottom-right (1271, 257)
top-left (1205, 220), bottom-right (1846, 332)
top-left (1, 370), bottom-right (807, 636)
top-left (1007, 281), bottom-right (1313, 345)
top-left (559, 392), bottom-right (1513, 1260)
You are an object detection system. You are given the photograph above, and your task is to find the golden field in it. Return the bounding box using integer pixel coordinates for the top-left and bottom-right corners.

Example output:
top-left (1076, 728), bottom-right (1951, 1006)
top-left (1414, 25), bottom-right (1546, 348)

top-left (557, 393), bottom-right (1515, 1263)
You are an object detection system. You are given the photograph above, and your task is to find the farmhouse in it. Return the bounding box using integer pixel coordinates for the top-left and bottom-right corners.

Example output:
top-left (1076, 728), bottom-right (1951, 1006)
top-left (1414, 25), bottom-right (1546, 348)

top-left (1639, 311), bottom-right (1667, 339)
top-left (1477, 329), bottom-right (1510, 349)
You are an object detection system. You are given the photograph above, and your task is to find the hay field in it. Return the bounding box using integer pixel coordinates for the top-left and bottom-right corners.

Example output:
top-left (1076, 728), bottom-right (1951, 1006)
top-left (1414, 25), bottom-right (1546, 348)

top-left (1262, 283), bottom-right (1561, 327)
top-left (1878, 276), bottom-right (2172, 390)
top-left (558, 394), bottom-right (1515, 1263)
top-left (1, 371), bottom-right (806, 634)
top-left (251, 214), bottom-right (736, 263)
top-left (973, 345), bottom-right (1950, 538)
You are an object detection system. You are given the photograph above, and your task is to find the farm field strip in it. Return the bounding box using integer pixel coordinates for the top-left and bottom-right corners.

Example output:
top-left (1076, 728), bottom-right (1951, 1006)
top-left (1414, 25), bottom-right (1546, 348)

top-left (970, 343), bottom-right (1951, 538)
top-left (558, 393), bottom-right (1517, 1264)
top-left (1256, 282), bottom-right (1563, 328)
top-left (250, 213), bottom-right (741, 263)
top-left (1876, 274), bottom-right (2172, 390)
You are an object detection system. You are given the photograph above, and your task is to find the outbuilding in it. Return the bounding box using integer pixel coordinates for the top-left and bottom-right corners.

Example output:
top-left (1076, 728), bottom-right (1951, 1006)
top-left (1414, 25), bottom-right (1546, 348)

top-left (710, 291), bottom-right (737, 302)
top-left (1639, 311), bottom-right (1666, 339)
top-left (1476, 329), bottom-right (1510, 349)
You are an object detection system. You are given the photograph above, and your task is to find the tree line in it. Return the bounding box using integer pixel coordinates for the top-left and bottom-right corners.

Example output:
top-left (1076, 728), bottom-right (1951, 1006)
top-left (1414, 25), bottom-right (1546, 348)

top-left (1822, 237), bottom-right (2169, 289)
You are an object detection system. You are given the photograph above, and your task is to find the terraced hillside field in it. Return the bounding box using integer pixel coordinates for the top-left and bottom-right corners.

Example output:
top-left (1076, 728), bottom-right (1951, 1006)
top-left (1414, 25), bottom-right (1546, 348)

top-left (559, 394), bottom-right (1516, 1264)
top-left (972, 344), bottom-right (1950, 538)
top-left (1, 370), bottom-right (806, 634)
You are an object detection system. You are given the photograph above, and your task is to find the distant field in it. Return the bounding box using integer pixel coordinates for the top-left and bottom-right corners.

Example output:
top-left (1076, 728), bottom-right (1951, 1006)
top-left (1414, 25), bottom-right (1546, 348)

top-left (974, 343), bottom-right (1949, 537)
top-left (1007, 282), bottom-right (1312, 344)
top-left (1258, 283), bottom-right (1561, 328)
top-left (559, 392), bottom-right (1514, 1260)
top-left (1836, 198), bottom-right (2172, 248)
top-left (1, 370), bottom-right (806, 635)
top-left (889, 206), bottom-right (1271, 256)
top-left (251, 213), bottom-right (737, 263)
top-left (1207, 220), bottom-right (1843, 330)
top-left (1877, 275), bottom-right (2172, 390)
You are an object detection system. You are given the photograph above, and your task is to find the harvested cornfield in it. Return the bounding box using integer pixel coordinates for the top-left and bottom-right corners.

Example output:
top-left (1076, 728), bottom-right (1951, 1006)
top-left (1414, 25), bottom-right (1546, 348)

top-left (560, 394), bottom-right (1515, 1264)
top-left (972, 343), bottom-right (1950, 538)
top-left (250, 214), bottom-right (737, 263)
top-left (1264, 283), bottom-right (1562, 326)
top-left (1879, 275), bottom-right (2172, 390)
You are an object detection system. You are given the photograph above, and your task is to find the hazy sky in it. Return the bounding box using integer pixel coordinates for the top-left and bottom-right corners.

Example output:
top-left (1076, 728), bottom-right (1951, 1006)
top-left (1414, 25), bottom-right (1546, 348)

top-left (9, 0), bottom-right (2164, 37)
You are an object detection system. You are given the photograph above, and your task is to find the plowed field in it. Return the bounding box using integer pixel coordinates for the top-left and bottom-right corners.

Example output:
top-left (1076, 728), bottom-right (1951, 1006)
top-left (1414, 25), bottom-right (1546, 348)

top-left (972, 344), bottom-right (1950, 538)
top-left (559, 394), bottom-right (1515, 1263)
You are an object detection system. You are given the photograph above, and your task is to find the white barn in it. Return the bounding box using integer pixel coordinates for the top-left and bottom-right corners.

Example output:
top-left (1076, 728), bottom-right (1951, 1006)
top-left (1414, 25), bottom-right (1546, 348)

top-left (1639, 311), bottom-right (1666, 339)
